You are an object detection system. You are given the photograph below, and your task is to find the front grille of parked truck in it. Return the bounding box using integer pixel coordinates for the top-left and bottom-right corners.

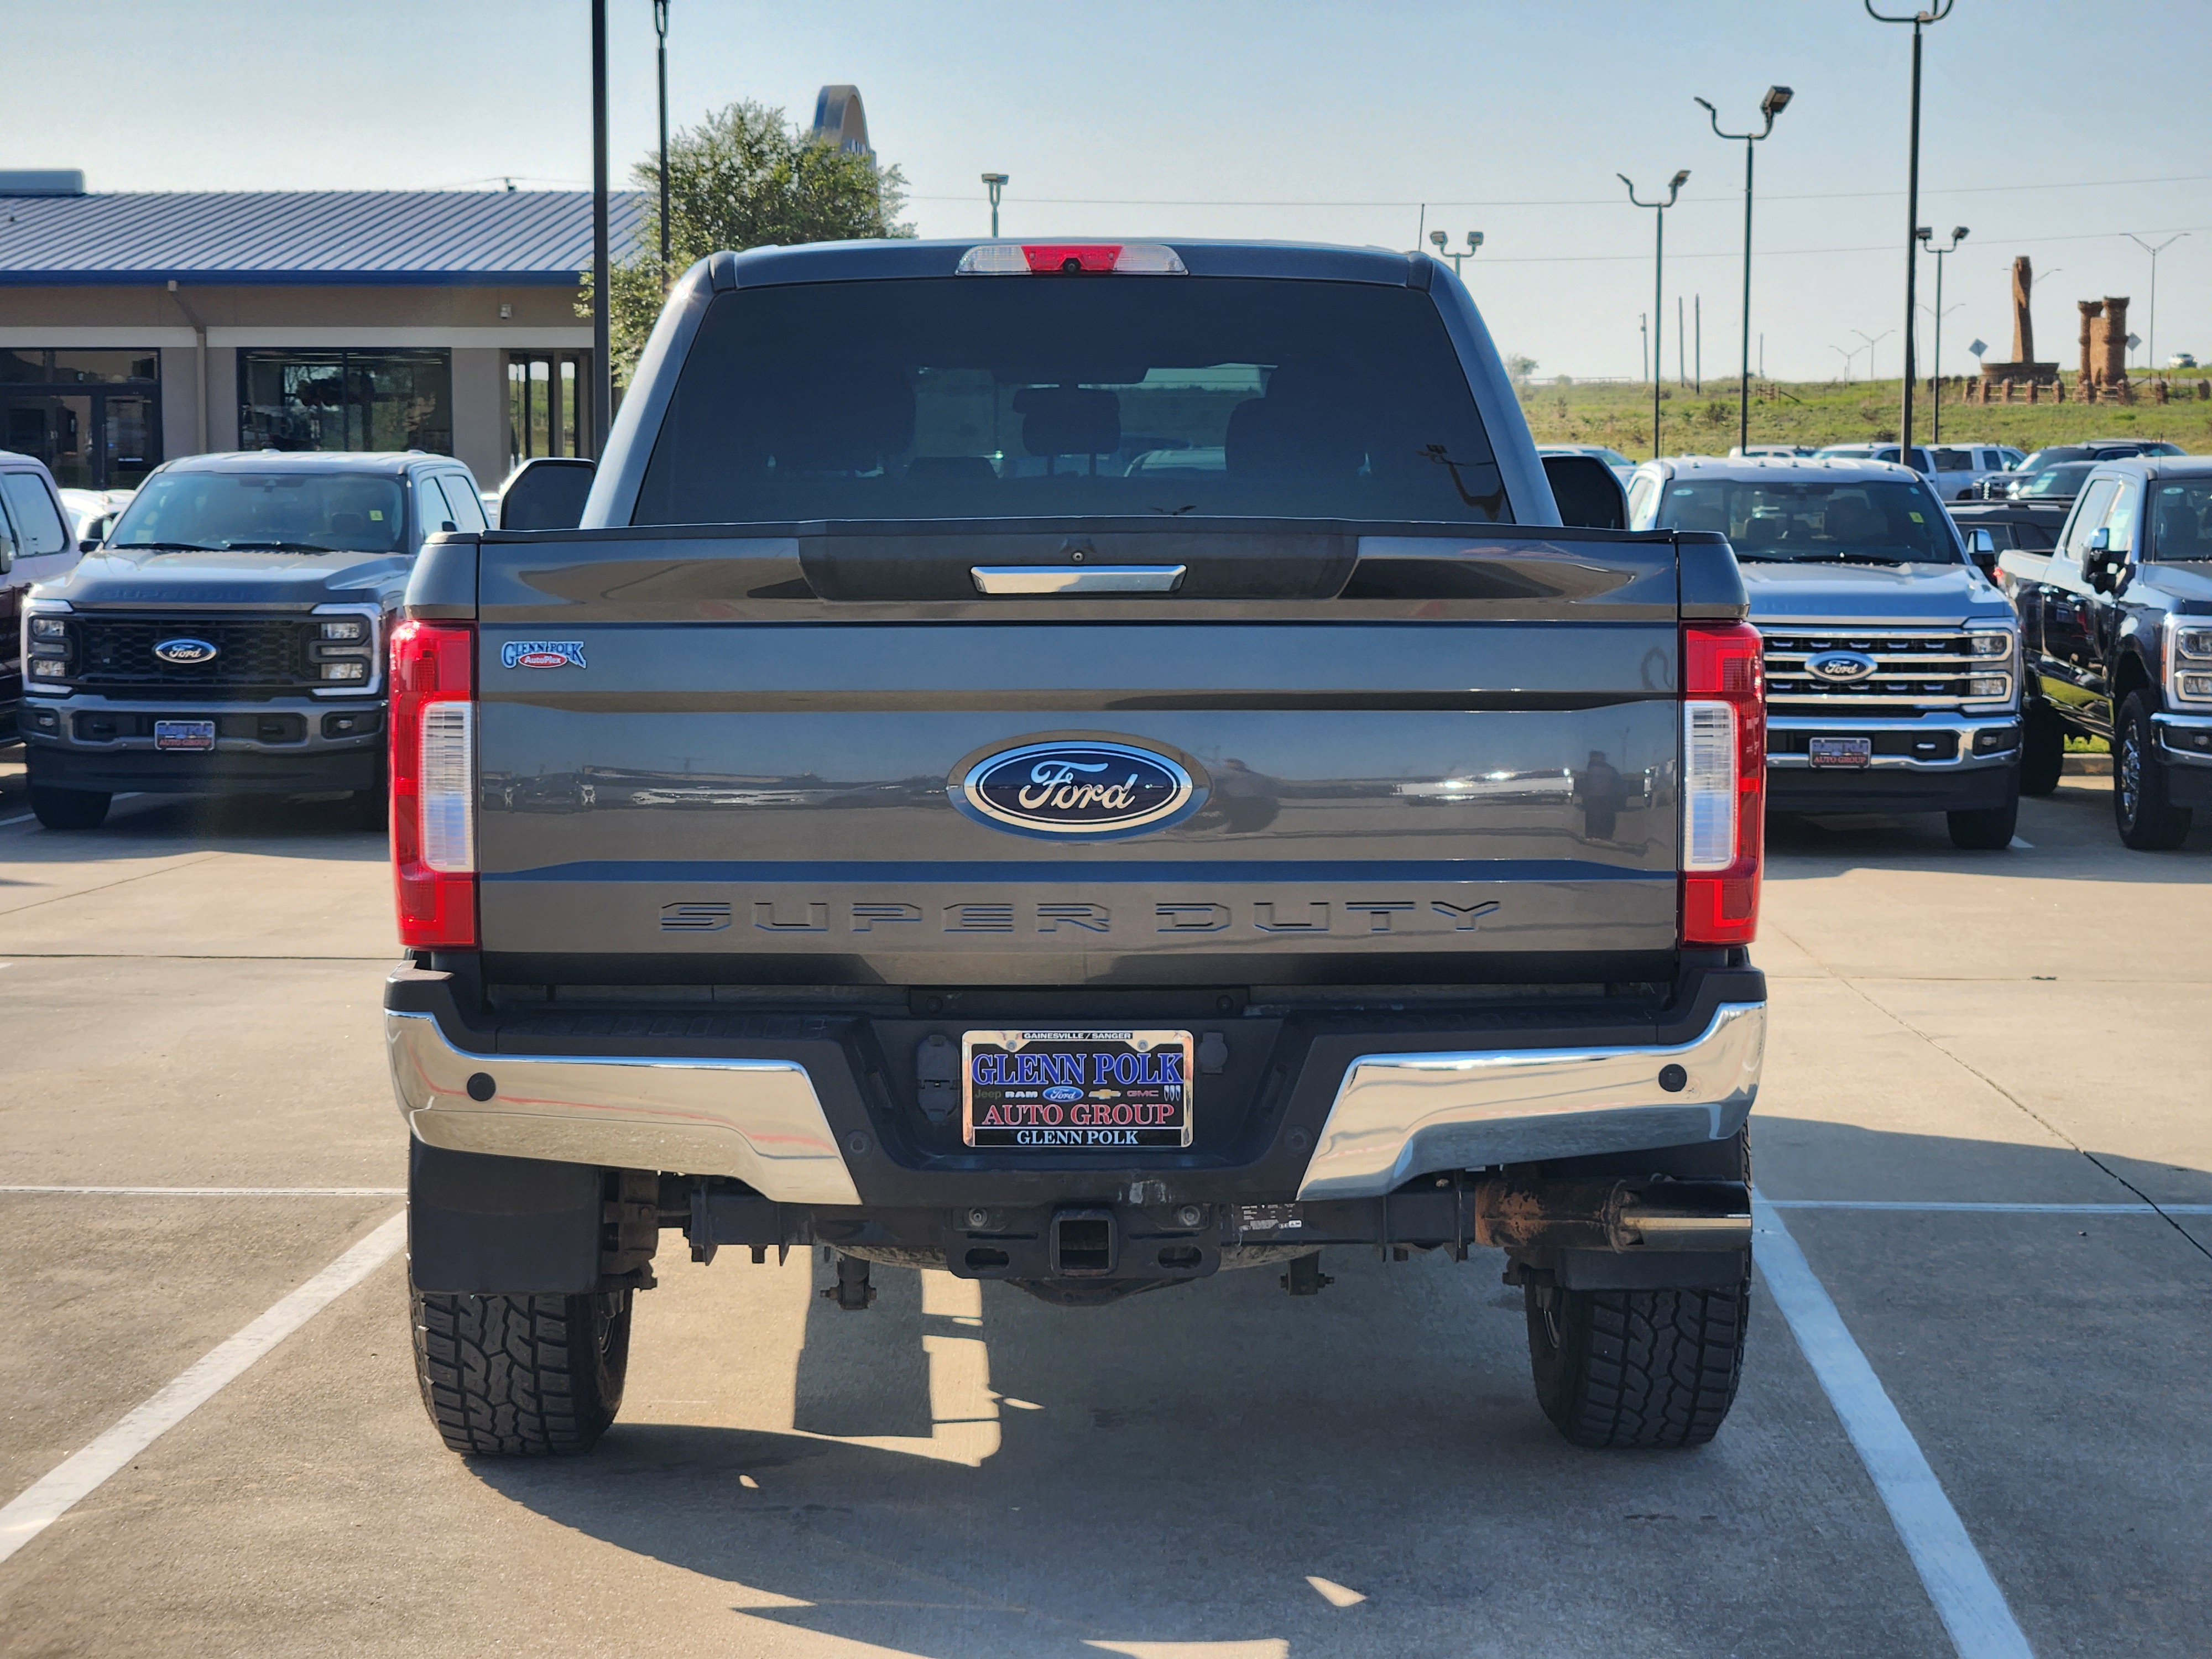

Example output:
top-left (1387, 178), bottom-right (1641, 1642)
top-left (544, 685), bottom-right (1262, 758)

top-left (64, 615), bottom-right (316, 696)
top-left (1759, 628), bottom-right (2013, 714)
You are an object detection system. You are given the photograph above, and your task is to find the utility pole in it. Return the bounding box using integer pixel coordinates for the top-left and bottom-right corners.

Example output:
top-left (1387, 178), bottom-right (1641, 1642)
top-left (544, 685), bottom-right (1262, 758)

top-left (1695, 87), bottom-right (1792, 455)
top-left (1640, 313), bottom-right (1649, 384)
top-left (981, 173), bottom-right (1008, 238)
top-left (1854, 327), bottom-right (1893, 385)
top-left (1695, 295), bottom-right (1702, 393)
top-left (1678, 295), bottom-right (1686, 388)
top-left (1865, 2), bottom-right (1954, 451)
top-left (2127, 232), bottom-right (2188, 371)
top-left (1918, 226), bottom-right (1968, 440)
top-left (1621, 170), bottom-right (1690, 460)
top-left (653, 0), bottom-right (670, 282)
top-left (591, 0), bottom-right (611, 457)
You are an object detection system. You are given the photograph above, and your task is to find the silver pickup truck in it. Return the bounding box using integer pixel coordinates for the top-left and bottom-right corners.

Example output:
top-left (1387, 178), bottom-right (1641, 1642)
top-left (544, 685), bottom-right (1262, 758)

top-left (1629, 456), bottom-right (2022, 849)
top-left (385, 238), bottom-right (1768, 1458)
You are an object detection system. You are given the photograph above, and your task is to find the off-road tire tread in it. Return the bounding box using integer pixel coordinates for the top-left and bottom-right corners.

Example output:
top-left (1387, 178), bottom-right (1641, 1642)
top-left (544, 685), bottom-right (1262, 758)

top-left (1527, 1280), bottom-right (1748, 1449)
top-left (2020, 702), bottom-right (2065, 797)
top-left (410, 1288), bottom-right (628, 1456)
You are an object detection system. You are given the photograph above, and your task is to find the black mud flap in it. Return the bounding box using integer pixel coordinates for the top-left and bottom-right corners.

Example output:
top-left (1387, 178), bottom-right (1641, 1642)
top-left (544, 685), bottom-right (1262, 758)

top-left (408, 1140), bottom-right (602, 1294)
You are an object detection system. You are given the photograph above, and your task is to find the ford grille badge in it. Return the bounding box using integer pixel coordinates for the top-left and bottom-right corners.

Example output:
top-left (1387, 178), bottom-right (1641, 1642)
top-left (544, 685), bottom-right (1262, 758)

top-left (152, 637), bottom-right (220, 666)
top-left (1805, 650), bottom-right (1880, 685)
top-left (953, 738), bottom-right (1204, 839)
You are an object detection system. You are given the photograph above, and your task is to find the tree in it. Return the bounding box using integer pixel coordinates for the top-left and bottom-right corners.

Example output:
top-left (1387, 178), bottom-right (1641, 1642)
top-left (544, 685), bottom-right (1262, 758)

top-left (583, 100), bottom-right (912, 383)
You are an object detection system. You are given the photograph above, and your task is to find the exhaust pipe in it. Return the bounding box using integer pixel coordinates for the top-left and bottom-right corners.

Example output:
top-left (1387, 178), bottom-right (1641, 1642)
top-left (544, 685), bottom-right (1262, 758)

top-left (1471, 1178), bottom-right (1750, 1253)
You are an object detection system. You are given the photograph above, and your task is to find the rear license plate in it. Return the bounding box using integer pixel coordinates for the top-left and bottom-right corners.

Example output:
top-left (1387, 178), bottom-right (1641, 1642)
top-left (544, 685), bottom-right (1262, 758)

top-left (963, 1029), bottom-right (1194, 1149)
top-left (1808, 736), bottom-right (1873, 770)
top-left (154, 719), bottom-right (217, 752)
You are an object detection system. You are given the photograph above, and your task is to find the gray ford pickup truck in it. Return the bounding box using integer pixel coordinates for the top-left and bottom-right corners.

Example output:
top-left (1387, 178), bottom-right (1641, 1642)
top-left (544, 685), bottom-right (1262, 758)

top-left (387, 238), bottom-right (1769, 1458)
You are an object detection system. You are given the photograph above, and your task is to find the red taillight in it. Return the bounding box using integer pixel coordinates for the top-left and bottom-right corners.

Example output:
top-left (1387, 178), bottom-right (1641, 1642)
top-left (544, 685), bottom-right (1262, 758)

top-left (1681, 622), bottom-right (1765, 947)
top-left (389, 618), bottom-right (477, 950)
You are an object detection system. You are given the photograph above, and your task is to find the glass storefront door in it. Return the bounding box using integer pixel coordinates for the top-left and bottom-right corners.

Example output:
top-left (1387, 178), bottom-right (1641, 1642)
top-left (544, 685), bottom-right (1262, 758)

top-left (0, 351), bottom-right (162, 489)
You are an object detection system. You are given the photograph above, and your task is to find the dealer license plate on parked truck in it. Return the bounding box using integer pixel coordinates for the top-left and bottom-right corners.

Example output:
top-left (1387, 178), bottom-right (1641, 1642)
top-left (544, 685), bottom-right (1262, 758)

top-left (154, 719), bottom-right (217, 752)
top-left (1808, 736), bottom-right (1873, 770)
top-left (963, 1029), bottom-right (1194, 1149)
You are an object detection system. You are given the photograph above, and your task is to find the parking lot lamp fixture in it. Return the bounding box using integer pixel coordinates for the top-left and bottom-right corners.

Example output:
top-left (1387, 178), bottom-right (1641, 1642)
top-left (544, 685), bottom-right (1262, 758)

top-left (653, 0), bottom-right (670, 281)
top-left (592, 0), bottom-right (611, 458)
top-left (1695, 85), bottom-right (1791, 456)
top-left (1864, 0), bottom-right (1955, 453)
top-left (1621, 169), bottom-right (1689, 459)
top-left (1426, 229), bottom-right (1484, 276)
top-left (2126, 233), bottom-right (2187, 373)
top-left (1918, 226), bottom-right (1967, 439)
top-left (1853, 327), bottom-right (1894, 385)
top-left (982, 174), bottom-right (1008, 238)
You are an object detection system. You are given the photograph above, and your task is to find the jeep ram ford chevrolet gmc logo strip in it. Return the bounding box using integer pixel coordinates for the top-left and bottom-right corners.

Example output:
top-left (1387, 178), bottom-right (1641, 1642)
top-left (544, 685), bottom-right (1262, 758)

top-left (152, 638), bottom-right (220, 665)
top-left (953, 739), bottom-right (1199, 839)
top-left (501, 640), bottom-right (587, 670)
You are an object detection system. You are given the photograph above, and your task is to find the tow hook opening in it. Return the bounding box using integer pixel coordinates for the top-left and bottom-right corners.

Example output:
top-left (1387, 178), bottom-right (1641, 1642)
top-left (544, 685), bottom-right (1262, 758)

top-left (1050, 1209), bottom-right (1118, 1276)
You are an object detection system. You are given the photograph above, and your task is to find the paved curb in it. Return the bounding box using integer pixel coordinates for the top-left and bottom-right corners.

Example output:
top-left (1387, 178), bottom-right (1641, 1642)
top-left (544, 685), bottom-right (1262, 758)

top-left (2063, 753), bottom-right (2112, 775)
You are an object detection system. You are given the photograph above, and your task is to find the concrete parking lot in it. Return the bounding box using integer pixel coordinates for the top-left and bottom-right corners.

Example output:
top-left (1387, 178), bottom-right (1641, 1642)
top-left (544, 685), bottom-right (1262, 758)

top-left (1, 751), bottom-right (2205, 1658)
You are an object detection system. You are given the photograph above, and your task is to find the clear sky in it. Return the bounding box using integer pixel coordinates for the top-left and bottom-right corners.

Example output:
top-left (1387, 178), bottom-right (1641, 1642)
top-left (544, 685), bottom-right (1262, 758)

top-left (12, 0), bottom-right (2209, 383)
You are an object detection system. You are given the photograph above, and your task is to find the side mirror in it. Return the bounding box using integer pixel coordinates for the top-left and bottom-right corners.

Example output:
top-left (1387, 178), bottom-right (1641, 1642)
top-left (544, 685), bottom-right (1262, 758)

top-left (79, 537), bottom-right (101, 554)
top-left (1540, 453), bottom-right (1627, 531)
top-left (2087, 526), bottom-right (2111, 554)
top-left (499, 456), bottom-right (597, 531)
top-left (1965, 526), bottom-right (1999, 577)
top-left (0, 536), bottom-right (13, 576)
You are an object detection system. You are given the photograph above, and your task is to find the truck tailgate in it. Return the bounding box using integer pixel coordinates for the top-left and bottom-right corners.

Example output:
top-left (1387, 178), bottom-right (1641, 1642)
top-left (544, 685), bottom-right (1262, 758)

top-left (469, 523), bottom-right (1684, 986)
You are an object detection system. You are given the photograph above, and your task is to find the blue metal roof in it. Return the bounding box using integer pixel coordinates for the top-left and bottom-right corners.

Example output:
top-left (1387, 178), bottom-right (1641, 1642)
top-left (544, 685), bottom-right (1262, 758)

top-left (0, 190), bottom-right (644, 286)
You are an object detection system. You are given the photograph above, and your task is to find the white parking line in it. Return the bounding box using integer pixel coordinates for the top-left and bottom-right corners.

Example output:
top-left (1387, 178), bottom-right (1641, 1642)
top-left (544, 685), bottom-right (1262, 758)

top-left (1755, 1197), bottom-right (2033, 1659)
top-left (0, 1211), bottom-right (404, 1569)
top-left (0, 1186), bottom-right (405, 1197)
top-left (2007, 836), bottom-right (2033, 849)
top-left (0, 813), bottom-right (32, 829)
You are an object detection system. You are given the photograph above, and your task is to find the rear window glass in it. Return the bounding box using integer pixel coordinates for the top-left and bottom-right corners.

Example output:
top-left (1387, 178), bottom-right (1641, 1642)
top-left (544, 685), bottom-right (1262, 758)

top-left (635, 276), bottom-right (1507, 525)
top-left (1655, 478), bottom-right (1958, 565)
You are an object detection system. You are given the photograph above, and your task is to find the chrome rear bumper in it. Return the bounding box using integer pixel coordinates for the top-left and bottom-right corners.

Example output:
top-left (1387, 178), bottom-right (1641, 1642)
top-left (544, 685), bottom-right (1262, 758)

top-left (388, 998), bottom-right (1766, 1208)
top-left (1294, 1002), bottom-right (1765, 1199)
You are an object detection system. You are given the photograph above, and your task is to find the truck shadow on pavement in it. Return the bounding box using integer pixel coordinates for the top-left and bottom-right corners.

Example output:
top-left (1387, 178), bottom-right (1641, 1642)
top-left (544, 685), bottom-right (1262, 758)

top-left (54, 791), bottom-right (387, 858)
top-left (1765, 776), bottom-right (2212, 877)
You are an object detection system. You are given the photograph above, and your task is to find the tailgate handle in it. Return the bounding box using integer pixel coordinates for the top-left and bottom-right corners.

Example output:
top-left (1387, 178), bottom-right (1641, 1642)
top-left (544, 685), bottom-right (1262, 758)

top-left (971, 564), bottom-right (1187, 595)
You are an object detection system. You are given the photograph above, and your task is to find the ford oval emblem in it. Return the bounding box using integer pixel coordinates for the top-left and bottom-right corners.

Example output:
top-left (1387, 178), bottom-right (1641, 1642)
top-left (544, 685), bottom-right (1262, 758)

top-left (1041, 1085), bottom-right (1086, 1104)
top-left (153, 637), bottom-right (220, 666)
top-left (953, 738), bottom-right (1203, 839)
top-left (1806, 650), bottom-right (1879, 684)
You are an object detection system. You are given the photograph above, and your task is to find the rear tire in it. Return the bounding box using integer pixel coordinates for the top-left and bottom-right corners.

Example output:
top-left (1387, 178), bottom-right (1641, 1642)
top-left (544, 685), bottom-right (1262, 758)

top-left (2020, 702), bottom-right (2065, 797)
top-left (410, 1285), bottom-right (631, 1456)
top-left (29, 785), bottom-right (111, 831)
top-left (2114, 691), bottom-right (2192, 851)
top-left (1947, 773), bottom-right (2020, 850)
top-left (1525, 1278), bottom-right (1748, 1449)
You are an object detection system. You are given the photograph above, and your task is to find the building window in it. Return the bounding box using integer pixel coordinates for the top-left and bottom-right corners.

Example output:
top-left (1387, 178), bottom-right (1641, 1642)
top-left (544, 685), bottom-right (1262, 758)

top-left (238, 349), bottom-right (453, 454)
top-left (507, 352), bottom-right (591, 472)
top-left (0, 348), bottom-right (163, 489)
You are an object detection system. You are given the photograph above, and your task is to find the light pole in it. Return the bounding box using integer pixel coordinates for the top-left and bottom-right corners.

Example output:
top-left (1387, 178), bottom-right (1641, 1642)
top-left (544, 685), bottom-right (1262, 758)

top-left (1830, 343), bottom-right (1860, 383)
top-left (653, 0), bottom-right (670, 282)
top-left (980, 173), bottom-right (1008, 238)
top-left (1621, 169), bottom-right (1690, 460)
top-left (591, 0), bottom-right (610, 456)
top-left (1917, 226), bottom-right (1966, 439)
top-left (1427, 229), bottom-right (1484, 276)
top-left (2126, 232), bottom-right (2187, 371)
top-left (1865, 1), bottom-right (1955, 451)
top-left (1854, 327), bottom-right (1894, 385)
top-left (1695, 85), bottom-right (1792, 456)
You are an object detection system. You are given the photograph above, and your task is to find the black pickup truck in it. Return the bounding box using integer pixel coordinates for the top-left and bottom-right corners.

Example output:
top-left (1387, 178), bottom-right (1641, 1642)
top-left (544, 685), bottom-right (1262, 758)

top-left (1999, 456), bottom-right (2212, 846)
top-left (385, 238), bottom-right (1768, 1457)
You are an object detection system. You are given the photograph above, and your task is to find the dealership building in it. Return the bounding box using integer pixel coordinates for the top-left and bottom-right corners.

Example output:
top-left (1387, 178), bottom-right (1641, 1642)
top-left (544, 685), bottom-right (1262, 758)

top-left (0, 171), bottom-right (641, 493)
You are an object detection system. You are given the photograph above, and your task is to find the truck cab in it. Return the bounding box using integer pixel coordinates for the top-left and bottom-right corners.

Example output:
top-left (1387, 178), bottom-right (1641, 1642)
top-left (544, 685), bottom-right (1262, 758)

top-left (19, 449), bottom-right (487, 829)
top-left (1998, 456), bottom-right (2212, 848)
top-left (1629, 455), bottom-right (2022, 849)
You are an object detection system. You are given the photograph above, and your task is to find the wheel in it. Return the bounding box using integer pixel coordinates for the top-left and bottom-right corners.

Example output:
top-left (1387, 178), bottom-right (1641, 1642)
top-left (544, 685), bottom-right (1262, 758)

top-left (410, 1285), bottom-right (632, 1455)
top-left (2020, 701), bottom-right (2065, 796)
top-left (1525, 1277), bottom-right (1748, 1449)
top-left (347, 788), bottom-right (388, 831)
top-left (1947, 770), bottom-right (2020, 849)
top-left (2114, 691), bottom-right (2192, 850)
top-left (29, 785), bottom-right (111, 830)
